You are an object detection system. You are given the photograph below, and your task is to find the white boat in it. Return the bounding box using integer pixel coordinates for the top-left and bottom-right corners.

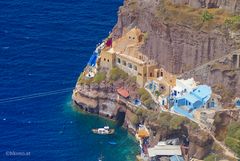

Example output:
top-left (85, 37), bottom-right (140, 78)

top-left (98, 154), bottom-right (104, 161)
top-left (92, 126), bottom-right (114, 135)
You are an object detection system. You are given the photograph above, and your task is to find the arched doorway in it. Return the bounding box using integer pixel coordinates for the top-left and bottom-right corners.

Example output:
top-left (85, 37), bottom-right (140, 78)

top-left (116, 107), bottom-right (126, 127)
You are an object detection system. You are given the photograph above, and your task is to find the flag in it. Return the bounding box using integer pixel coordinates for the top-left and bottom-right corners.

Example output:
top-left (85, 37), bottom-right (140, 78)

top-left (105, 38), bottom-right (112, 47)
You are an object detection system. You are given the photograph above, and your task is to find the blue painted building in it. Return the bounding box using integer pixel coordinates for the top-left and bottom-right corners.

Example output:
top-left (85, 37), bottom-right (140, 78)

top-left (170, 155), bottom-right (184, 161)
top-left (236, 98), bottom-right (240, 108)
top-left (173, 85), bottom-right (212, 118)
top-left (87, 51), bottom-right (98, 67)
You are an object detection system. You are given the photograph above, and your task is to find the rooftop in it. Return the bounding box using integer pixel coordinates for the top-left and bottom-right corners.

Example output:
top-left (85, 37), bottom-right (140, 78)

top-left (148, 145), bottom-right (182, 157)
top-left (173, 78), bottom-right (196, 91)
top-left (192, 85), bottom-right (212, 103)
top-left (117, 87), bottom-right (130, 98)
top-left (170, 155), bottom-right (184, 161)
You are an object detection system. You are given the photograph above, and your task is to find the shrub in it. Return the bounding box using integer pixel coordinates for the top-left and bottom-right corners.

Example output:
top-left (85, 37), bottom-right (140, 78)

top-left (137, 88), bottom-right (148, 96)
top-left (128, 113), bottom-right (139, 126)
top-left (128, 76), bottom-right (136, 84)
top-left (169, 116), bottom-right (186, 130)
top-left (143, 98), bottom-right (154, 108)
top-left (93, 72), bottom-right (106, 83)
top-left (77, 73), bottom-right (84, 83)
top-left (202, 11), bottom-right (214, 22)
top-left (77, 73), bottom-right (93, 85)
top-left (155, 91), bottom-right (160, 97)
top-left (137, 88), bottom-right (154, 107)
top-left (225, 137), bottom-right (240, 156)
top-left (224, 16), bottom-right (240, 31)
top-left (188, 121), bottom-right (198, 129)
top-left (156, 112), bottom-right (172, 129)
top-left (204, 154), bottom-right (218, 161)
top-left (109, 67), bottom-right (128, 81)
top-left (225, 122), bottom-right (240, 157)
top-left (226, 122), bottom-right (240, 137)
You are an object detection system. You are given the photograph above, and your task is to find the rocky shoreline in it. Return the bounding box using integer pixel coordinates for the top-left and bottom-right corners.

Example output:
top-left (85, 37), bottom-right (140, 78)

top-left (72, 81), bottom-right (138, 134)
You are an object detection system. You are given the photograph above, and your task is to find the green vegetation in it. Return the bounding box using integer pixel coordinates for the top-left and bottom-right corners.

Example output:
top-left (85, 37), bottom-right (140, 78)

top-left (154, 0), bottom-right (234, 31)
top-left (134, 109), bottom-right (198, 130)
top-left (155, 91), bottom-right (160, 97)
top-left (127, 76), bottom-right (137, 84)
top-left (77, 71), bottom-right (106, 85)
top-left (128, 112), bottom-right (139, 126)
top-left (202, 11), bottom-right (214, 22)
top-left (204, 154), bottom-right (218, 161)
top-left (169, 116), bottom-right (187, 130)
top-left (77, 73), bottom-right (83, 83)
top-left (93, 72), bottom-right (106, 83)
top-left (224, 16), bottom-right (240, 31)
top-left (157, 112), bottom-right (198, 130)
top-left (109, 67), bottom-right (128, 81)
top-left (77, 73), bottom-right (92, 85)
top-left (225, 122), bottom-right (240, 157)
top-left (143, 32), bottom-right (148, 41)
top-left (137, 88), bottom-right (155, 108)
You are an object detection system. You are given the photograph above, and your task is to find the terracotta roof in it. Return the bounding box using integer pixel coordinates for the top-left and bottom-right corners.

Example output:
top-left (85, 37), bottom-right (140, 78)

top-left (117, 87), bottom-right (129, 98)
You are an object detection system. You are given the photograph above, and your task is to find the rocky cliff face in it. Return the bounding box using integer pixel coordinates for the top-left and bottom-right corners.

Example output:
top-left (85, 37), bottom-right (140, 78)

top-left (112, 0), bottom-right (240, 99)
top-left (171, 0), bottom-right (240, 13)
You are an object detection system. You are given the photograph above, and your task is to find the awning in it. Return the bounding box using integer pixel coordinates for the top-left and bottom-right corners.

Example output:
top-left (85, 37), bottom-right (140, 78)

top-left (137, 129), bottom-right (150, 138)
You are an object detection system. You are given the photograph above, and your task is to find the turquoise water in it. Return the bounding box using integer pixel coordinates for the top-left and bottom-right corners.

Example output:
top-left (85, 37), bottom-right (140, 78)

top-left (0, 0), bottom-right (139, 160)
top-left (62, 98), bottom-right (139, 161)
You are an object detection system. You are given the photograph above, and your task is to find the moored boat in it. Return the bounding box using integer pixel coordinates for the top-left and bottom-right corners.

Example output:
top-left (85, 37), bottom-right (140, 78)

top-left (92, 126), bottom-right (114, 135)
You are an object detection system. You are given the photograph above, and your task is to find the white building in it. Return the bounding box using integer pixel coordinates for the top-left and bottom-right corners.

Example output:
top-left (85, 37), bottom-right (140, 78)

top-left (171, 78), bottom-right (197, 98)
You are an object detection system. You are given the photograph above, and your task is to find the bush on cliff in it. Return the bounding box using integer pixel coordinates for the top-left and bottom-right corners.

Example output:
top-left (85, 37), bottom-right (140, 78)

top-left (137, 88), bottom-right (154, 108)
top-left (204, 154), bottom-right (218, 161)
top-left (93, 72), bottom-right (106, 83)
top-left (225, 121), bottom-right (240, 157)
top-left (128, 112), bottom-right (139, 126)
top-left (109, 67), bottom-right (128, 81)
top-left (224, 16), bottom-right (240, 31)
top-left (169, 116), bottom-right (187, 130)
top-left (77, 73), bottom-right (93, 85)
top-left (202, 11), bottom-right (214, 22)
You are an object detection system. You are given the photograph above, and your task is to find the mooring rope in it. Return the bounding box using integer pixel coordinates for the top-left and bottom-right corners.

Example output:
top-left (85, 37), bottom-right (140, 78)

top-left (0, 87), bottom-right (73, 104)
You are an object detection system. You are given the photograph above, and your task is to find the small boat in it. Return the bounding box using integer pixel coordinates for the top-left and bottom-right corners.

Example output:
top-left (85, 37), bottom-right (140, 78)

top-left (98, 153), bottom-right (104, 161)
top-left (92, 126), bottom-right (114, 135)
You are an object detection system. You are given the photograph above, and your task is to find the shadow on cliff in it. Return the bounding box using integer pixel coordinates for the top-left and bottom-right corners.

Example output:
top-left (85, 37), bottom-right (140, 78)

top-left (115, 107), bottom-right (126, 127)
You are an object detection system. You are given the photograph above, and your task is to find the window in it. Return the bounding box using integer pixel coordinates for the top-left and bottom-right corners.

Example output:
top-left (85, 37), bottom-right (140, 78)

top-left (104, 58), bottom-right (106, 61)
top-left (117, 58), bottom-right (121, 64)
top-left (129, 36), bottom-right (131, 39)
top-left (128, 63), bottom-right (132, 69)
top-left (150, 73), bottom-right (153, 77)
top-left (160, 72), bottom-right (163, 77)
top-left (134, 65), bottom-right (137, 71)
top-left (107, 59), bottom-right (109, 62)
top-left (138, 73), bottom-right (142, 76)
top-left (144, 73), bottom-right (147, 77)
top-left (123, 60), bottom-right (126, 66)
